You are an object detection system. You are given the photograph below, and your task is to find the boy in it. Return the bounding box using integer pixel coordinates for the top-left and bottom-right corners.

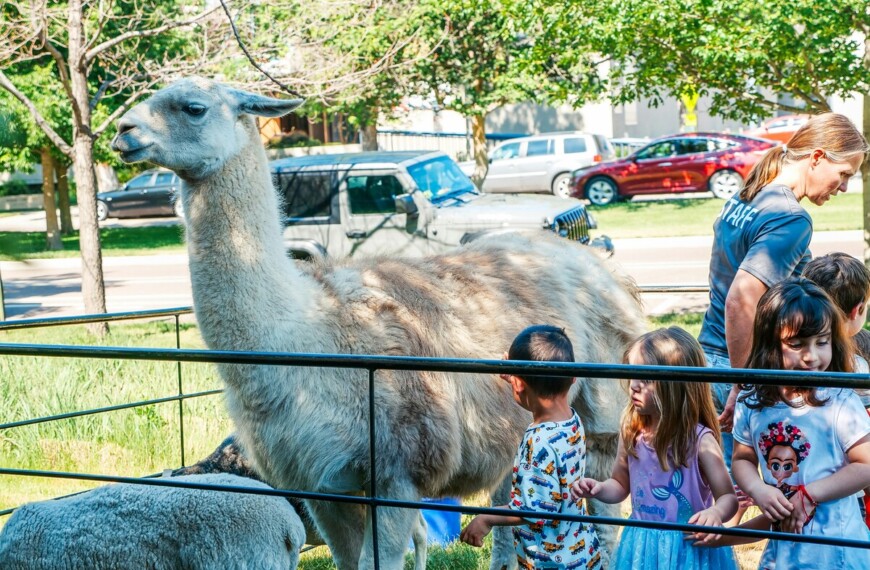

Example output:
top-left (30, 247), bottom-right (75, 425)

top-left (460, 325), bottom-right (601, 569)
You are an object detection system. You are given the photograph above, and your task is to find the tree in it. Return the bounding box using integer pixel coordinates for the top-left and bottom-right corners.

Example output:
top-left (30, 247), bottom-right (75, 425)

top-left (0, 0), bottom-right (241, 334)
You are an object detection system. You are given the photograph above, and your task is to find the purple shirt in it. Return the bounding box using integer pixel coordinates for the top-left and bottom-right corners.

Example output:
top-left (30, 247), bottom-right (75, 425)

top-left (628, 425), bottom-right (714, 523)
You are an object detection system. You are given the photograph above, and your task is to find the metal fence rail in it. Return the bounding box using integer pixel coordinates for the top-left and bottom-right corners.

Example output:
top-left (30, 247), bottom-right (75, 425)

top-left (2, 303), bottom-right (870, 564)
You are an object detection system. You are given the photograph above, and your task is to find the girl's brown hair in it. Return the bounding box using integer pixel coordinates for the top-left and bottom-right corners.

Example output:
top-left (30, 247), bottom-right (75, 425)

top-left (739, 278), bottom-right (854, 409)
top-left (740, 113), bottom-right (869, 202)
top-left (621, 327), bottom-right (721, 471)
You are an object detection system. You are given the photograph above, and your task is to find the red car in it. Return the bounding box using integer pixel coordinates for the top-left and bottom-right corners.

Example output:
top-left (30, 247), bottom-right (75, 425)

top-left (570, 133), bottom-right (777, 206)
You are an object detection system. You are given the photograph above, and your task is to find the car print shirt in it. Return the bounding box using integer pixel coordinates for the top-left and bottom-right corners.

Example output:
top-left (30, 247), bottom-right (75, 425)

top-left (508, 411), bottom-right (601, 569)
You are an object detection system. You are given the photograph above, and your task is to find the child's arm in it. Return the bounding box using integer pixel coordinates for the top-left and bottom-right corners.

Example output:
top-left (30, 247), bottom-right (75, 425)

top-left (570, 437), bottom-right (631, 504)
top-left (687, 514), bottom-right (769, 547)
top-left (780, 433), bottom-right (870, 534)
top-left (687, 432), bottom-right (739, 544)
top-left (460, 507), bottom-right (524, 547)
top-left (732, 441), bottom-right (794, 521)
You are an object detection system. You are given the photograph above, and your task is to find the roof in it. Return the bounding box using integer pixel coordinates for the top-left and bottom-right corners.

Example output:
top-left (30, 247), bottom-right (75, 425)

top-left (270, 150), bottom-right (440, 171)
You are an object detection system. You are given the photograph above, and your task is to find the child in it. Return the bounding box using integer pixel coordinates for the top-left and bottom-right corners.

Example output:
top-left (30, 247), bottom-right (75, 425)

top-left (459, 325), bottom-right (602, 569)
top-left (570, 327), bottom-right (739, 569)
top-left (728, 278), bottom-right (870, 568)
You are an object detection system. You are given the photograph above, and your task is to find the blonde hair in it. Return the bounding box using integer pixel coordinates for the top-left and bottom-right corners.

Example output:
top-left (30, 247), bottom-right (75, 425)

top-left (621, 327), bottom-right (721, 471)
top-left (741, 113), bottom-right (869, 202)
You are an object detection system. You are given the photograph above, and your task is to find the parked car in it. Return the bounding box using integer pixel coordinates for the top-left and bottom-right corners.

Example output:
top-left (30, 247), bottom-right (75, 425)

top-left (570, 133), bottom-right (777, 206)
top-left (271, 150), bottom-right (611, 260)
top-left (742, 114), bottom-right (809, 144)
top-left (96, 169), bottom-right (182, 220)
top-left (459, 132), bottom-right (615, 198)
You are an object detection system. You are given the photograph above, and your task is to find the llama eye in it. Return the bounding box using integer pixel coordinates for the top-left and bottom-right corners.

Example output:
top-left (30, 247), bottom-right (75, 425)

top-left (184, 103), bottom-right (206, 116)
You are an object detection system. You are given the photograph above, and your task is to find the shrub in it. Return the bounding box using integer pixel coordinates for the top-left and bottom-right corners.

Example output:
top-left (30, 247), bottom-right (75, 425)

top-left (0, 179), bottom-right (39, 197)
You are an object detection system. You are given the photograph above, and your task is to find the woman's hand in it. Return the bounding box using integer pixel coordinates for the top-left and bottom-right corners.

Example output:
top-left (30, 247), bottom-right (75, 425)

top-left (752, 485), bottom-right (794, 521)
top-left (570, 477), bottom-right (602, 501)
top-left (459, 515), bottom-right (493, 548)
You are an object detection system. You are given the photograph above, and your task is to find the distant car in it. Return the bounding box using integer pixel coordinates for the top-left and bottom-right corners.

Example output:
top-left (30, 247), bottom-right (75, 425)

top-left (609, 137), bottom-right (648, 158)
top-left (459, 132), bottom-right (615, 198)
top-left (742, 114), bottom-right (809, 144)
top-left (570, 133), bottom-right (777, 206)
top-left (96, 169), bottom-right (182, 220)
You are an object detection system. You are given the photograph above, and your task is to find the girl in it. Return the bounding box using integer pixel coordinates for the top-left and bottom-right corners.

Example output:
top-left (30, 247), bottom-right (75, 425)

top-left (730, 278), bottom-right (870, 568)
top-left (570, 327), bottom-right (738, 569)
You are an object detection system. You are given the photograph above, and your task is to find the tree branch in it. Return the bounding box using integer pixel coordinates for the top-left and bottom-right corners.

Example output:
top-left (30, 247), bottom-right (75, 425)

top-left (93, 83), bottom-right (156, 137)
top-left (83, 3), bottom-right (224, 64)
top-left (38, 30), bottom-right (75, 104)
top-left (0, 69), bottom-right (72, 156)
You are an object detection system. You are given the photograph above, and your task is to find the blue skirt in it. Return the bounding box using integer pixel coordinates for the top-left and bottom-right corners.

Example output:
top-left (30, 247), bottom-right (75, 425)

top-left (611, 526), bottom-right (738, 570)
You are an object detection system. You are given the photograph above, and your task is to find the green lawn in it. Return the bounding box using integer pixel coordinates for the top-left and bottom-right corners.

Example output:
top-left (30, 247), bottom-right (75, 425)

top-left (0, 225), bottom-right (186, 260)
top-left (590, 191), bottom-right (861, 239)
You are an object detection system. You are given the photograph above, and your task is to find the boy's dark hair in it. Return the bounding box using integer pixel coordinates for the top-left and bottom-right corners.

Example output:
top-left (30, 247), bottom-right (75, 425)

top-left (508, 325), bottom-right (575, 397)
top-left (803, 252), bottom-right (870, 314)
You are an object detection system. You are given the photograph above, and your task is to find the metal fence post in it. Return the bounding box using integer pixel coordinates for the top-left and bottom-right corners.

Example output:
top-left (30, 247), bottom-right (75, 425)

top-left (369, 367), bottom-right (379, 569)
top-left (175, 314), bottom-right (185, 467)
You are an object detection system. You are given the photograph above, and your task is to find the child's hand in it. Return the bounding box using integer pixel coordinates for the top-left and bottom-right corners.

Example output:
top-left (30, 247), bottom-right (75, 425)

top-left (685, 507), bottom-right (724, 545)
top-left (460, 515), bottom-right (493, 548)
top-left (780, 491), bottom-right (816, 534)
top-left (752, 485), bottom-right (793, 521)
top-left (570, 478), bottom-right (602, 500)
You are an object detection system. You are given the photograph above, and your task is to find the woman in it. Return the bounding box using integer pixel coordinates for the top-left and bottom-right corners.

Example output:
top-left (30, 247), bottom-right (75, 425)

top-left (697, 113), bottom-right (868, 465)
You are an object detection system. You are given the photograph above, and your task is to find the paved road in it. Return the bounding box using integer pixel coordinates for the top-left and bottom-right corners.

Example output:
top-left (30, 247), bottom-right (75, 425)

top-left (1, 230), bottom-right (863, 321)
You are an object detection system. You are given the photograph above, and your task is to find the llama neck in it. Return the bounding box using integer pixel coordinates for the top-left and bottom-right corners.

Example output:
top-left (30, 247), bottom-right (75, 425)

top-left (180, 124), bottom-right (325, 353)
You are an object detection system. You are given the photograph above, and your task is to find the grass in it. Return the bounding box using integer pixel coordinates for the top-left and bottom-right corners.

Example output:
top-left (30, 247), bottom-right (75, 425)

top-left (590, 191), bottom-right (862, 239)
top-left (0, 313), bottom-right (766, 568)
top-left (0, 225), bottom-right (186, 260)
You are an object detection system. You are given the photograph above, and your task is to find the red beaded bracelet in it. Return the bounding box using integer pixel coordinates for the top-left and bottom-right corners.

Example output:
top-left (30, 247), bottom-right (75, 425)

top-left (797, 484), bottom-right (819, 507)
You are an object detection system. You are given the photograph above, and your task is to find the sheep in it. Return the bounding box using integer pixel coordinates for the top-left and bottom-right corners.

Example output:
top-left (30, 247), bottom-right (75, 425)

top-left (0, 473), bottom-right (305, 570)
top-left (170, 435), bottom-right (428, 569)
top-left (110, 77), bottom-right (646, 569)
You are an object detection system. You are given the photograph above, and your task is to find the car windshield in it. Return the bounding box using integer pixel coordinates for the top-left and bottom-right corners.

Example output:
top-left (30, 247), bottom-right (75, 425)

top-left (406, 156), bottom-right (477, 202)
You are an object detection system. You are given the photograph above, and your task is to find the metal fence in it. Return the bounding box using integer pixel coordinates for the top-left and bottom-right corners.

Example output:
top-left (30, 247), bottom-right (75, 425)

top-left (2, 301), bottom-right (870, 565)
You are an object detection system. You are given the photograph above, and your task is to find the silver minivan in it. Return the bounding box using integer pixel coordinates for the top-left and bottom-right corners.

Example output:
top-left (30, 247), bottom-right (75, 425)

top-left (460, 132), bottom-right (614, 198)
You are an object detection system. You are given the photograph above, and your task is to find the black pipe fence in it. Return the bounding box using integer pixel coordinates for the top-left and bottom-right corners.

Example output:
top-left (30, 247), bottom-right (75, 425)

top-left (2, 303), bottom-right (870, 564)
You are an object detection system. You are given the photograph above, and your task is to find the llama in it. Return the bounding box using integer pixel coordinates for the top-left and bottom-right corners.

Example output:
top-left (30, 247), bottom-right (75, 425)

top-left (0, 474), bottom-right (305, 570)
top-left (111, 77), bottom-right (646, 569)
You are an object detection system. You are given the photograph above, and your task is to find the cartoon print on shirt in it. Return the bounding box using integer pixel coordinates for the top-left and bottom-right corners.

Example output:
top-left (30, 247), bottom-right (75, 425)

top-left (757, 421), bottom-right (813, 529)
top-left (650, 469), bottom-right (694, 523)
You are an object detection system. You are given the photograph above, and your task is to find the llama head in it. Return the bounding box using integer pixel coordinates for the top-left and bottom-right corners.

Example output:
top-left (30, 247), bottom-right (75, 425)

top-left (111, 77), bottom-right (302, 180)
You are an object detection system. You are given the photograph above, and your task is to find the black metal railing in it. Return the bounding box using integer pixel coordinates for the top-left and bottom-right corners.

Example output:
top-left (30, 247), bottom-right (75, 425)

top-left (3, 300), bottom-right (870, 565)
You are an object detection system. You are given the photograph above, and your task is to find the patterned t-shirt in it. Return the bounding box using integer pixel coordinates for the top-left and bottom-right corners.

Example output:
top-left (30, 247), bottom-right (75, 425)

top-left (508, 411), bottom-right (601, 569)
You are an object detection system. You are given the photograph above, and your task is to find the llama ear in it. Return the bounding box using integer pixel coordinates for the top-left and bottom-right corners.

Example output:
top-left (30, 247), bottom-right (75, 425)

top-left (230, 89), bottom-right (303, 118)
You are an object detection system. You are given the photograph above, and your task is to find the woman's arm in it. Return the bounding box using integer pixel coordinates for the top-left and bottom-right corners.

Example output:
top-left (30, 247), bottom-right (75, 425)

top-left (733, 440), bottom-right (793, 521)
top-left (689, 432), bottom-right (739, 544)
top-left (571, 437), bottom-right (631, 504)
top-left (724, 270), bottom-right (768, 370)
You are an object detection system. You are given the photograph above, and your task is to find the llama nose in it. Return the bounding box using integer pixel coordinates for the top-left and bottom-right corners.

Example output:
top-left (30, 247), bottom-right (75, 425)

top-left (116, 118), bottom-right (136, 136)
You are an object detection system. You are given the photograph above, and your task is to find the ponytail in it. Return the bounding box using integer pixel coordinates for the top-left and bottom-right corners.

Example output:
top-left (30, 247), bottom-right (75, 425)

top-left (739, 113), bottom-right (869, 203)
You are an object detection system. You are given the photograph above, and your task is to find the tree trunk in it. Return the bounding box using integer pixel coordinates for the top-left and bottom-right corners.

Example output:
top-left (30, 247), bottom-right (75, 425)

top-left (54, 156), bottom-right (74, 235)
top-left (360, 123), bottom-right (378, 151)
top-left (95, 162), bottom-right (119, 193)
top-left (70, 0), bottom-right (108, 335)
top-left (470, 113), bottom-right (488, 190)
top-left (40, 147), bottom-right (63, 250)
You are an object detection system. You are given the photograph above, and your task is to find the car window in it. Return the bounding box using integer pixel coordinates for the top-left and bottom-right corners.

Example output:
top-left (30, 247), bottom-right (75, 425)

top-left (592, 135), bottom-right (612, 157)
top-left (679, 138), bottom-right (711, 154)
top-left (635, 141), bottom-right (677, 159)
top-left (406, 155), bottom-right (476, 201)
top-left (711, 138), bottom-right (739, 151)
top-left (490, 142), bottom-right (521, 161)
top-left (563, 137), bottom-right (588, 154)
top-left (525, 139), bottom-right (554, 157)
top-left (276, 172), bottom-right (333, 219)
top-left (126, 173), bottom-right (153, 189)
top-left (347, 175), bottom-right (403, 215)
top-left (155, 172), bottom-right (175, 185)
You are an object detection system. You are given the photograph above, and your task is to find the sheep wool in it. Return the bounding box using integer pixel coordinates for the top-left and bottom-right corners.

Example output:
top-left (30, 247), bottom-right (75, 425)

top-left (0, 473), bottom-right (304, 570)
